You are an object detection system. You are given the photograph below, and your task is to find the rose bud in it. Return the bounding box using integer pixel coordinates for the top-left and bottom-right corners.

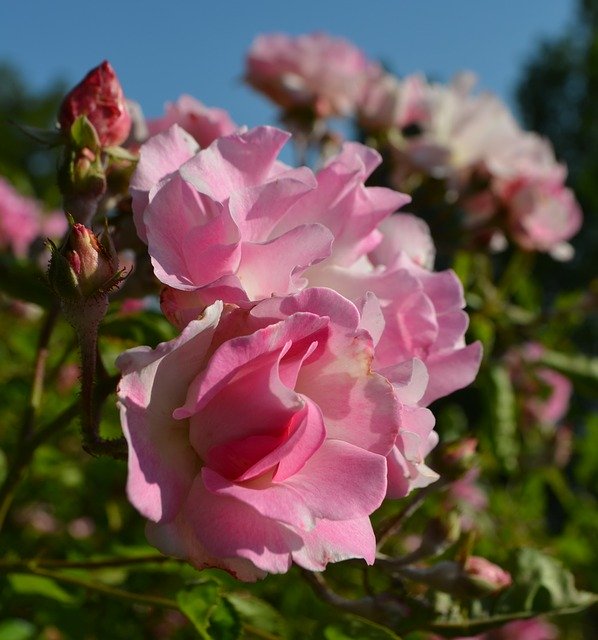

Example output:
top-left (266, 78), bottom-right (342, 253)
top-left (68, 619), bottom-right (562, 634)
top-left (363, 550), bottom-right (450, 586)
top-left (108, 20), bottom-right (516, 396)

top-left (396, 556), bottom-right (512, 599)
top-left (435, 437), bottom-right (479, 480)
top-left (59, 61), bottom-right (131, 147)
top-left (48, 223), bottom-right (123, 301)
top-left (463, 555), bottom-right (513, 595)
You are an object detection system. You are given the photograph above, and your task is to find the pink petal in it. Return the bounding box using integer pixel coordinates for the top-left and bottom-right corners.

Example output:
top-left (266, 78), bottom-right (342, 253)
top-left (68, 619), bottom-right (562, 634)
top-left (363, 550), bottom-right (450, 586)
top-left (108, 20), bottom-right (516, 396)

top-left (116, 302), bottom-right (223, 522)
top-left (131, 125), bottom-right (199, 242)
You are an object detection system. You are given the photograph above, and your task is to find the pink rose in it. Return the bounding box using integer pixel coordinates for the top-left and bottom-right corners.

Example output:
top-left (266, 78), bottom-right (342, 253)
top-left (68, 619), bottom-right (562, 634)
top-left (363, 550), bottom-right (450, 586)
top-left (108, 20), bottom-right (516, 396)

top-left (507, 342), bottom-right (573, 426)
top-left (117, 288), bottom-right (406, 580)
top-left (131, 125), bottom-right (406, 322)
top-left (246, 32), bottom-right (379, 118)
top-left (309, 213), bottom-right (482, 407)
top-left (358, 72), bottom-right (429, 133)
top-left (59, 60), bottom-right (131, 147)
top-left (147, 95), bottom-right (237, 149)
top-left (0, 178), bottom-right (54, 257)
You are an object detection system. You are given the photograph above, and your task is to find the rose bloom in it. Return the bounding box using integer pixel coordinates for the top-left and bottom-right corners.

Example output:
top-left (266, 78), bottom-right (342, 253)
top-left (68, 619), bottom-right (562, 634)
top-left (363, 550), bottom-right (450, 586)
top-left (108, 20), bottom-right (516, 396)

top-left (117, 288), bottom-right (410, 580)
top-left (246, 32), bottom-right (379, 118)
top-left (147, 95), bottom-right (237, 149)
top-left (506, 342), bottom-right (573, 427)
top-left (131, 124), bottom-right (407, 314)
top-left (131, 125), bottom-right (479, 498)
top-left (0, 178), bottom-right (65, 257)
top-left (58, 60), bottom-right (131, 147)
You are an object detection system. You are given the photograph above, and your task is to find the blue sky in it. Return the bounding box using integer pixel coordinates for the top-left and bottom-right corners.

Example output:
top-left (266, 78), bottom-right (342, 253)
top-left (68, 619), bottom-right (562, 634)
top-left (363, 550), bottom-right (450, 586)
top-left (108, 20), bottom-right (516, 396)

top-left (0, 1), bottom-right (574, 128)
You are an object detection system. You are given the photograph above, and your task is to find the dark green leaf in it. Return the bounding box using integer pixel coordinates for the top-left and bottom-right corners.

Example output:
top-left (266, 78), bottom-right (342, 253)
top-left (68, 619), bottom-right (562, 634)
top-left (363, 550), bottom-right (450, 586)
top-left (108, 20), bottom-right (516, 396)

top-left (488, 365), bottom-right (519, 472)
top-left (0, 619), bottom-right (36, 640)
top-left (177, 581), bottom-right (222, 640)
top-left (0, 255), bottom-right (53, 307)
top-left (8, 574), bottom-right (76, 604)
top-left (12, 122), bottom-right (64, 146)
top-left (226, 592), bottom-right (288, 638)
top-left (538, 350), bottom-right (598, 382)
top-left (324, 615), bottom-right (401, 640)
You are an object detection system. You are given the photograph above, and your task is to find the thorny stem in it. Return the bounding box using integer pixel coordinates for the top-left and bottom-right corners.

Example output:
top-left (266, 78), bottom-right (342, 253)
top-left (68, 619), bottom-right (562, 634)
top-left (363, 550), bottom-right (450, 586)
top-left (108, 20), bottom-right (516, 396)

top-left (19, 304), bottom-right (60, 443)
top-left (77, 316), bottom-right (126, 460)
top-left (12, 564), bottom-right (179, 609)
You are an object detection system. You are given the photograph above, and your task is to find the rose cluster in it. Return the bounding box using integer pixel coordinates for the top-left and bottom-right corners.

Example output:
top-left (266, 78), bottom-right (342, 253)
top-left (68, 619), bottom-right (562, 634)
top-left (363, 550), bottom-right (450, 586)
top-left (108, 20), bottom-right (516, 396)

top-left (244, 32), bottom-right (582, 258)
top-left (117, 120), bottom-right (481, 580)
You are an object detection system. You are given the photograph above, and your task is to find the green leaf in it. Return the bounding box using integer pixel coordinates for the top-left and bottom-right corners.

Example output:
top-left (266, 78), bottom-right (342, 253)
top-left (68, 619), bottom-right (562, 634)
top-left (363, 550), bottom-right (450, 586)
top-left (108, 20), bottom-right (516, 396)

top-left (12, 122), bottom-right (64, 146)
top-left (104, 146), bottom-right (138, 162)
top-left (0, 619), bottom-right (36, 640)
top-left (8, 574), bottom-right (76, 604)
top-left (0, 447), bottom-right (7, 485)
top-left (537, 349), bottom-right (598, 382)
top-left (101, 312), bottom-right (177, 347)
top-left (488, 365), bottom-right (519, 473)
top-left (498, 548), bottom-right (597, 614)
top-left (177, 580), bottom-right (230, 640)
top-left (576, 415), bottom-right (598, 486)
top-left (324, 615), bottom-right (401, 640)
top-left (226, 592), bottom-right (288, 638)
top-left (70, 115), bottom-right (100, 151)
top-left (469, 313), bottom-right (495, 354)
top-left (0, 255), bottom-right (53, 307)
top-left (208, 598), bottom-right (241, 640)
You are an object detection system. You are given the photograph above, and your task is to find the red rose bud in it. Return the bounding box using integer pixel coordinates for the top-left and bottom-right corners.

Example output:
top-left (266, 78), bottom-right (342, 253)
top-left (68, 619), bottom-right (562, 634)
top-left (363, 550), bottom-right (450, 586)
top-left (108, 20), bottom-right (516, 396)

top-left (59, 61), bottom-right (131, 147)
top-left (49, 223), bottom-right (123, 301)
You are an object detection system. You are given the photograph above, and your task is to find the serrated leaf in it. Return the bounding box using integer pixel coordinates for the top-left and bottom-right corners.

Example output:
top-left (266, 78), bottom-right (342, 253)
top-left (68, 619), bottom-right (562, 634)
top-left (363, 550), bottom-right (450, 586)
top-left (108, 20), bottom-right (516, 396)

top-left (177, 581), bottom-right (222, 640)
top-left (226, 592), bottom-right (287, 638)
top-left (0, 619), bottom-right (36, 640)
top-left (489, 365), bottom-right (519, 472)
top-left (8, 574), bottom-right (76, 604)
top-left (499, 548), bottom-right (597, 614)
top-left (209, 597), bottom-right (241, 640)
top-left (324, 615), bottom-right (401, 640)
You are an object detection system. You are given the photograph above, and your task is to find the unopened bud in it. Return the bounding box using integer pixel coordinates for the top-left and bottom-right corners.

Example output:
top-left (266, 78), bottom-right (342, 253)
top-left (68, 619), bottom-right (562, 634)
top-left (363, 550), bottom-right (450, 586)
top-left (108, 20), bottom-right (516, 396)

top-left (463, 555), bottom-right (512, 595)
top-left (59, 61), bottom-right (131, 147)
top-left (49, 223), bottom-right (123, 301)
top-left (435, 438), bottom-right (478, 480)
top-left (396, 555), bottom-right (511, 599)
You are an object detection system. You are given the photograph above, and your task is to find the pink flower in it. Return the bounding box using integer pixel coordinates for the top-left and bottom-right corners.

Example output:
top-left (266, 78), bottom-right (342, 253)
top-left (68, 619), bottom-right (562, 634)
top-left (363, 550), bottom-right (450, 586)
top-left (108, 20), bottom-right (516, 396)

top-left (246, 32), bottom-right (379, 118)
top-left (309, 213), bottom-right (482, 407)
top-left (131, 126), bottom-right (480, 500)
top-left (147, 95), bottom-right (237, 149)
top-left (59, 61), bottom-right (131, 147)
top-left (0, 178), bottom-right (45, 256)
top-left (132, 125), bottom-right (406, 320)
top-left (117, 288), bottom-right (403, 580)
top-left (507, 342), bottom-right (573, 426)
top-left (358, 72), bottom-right (429, 133)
